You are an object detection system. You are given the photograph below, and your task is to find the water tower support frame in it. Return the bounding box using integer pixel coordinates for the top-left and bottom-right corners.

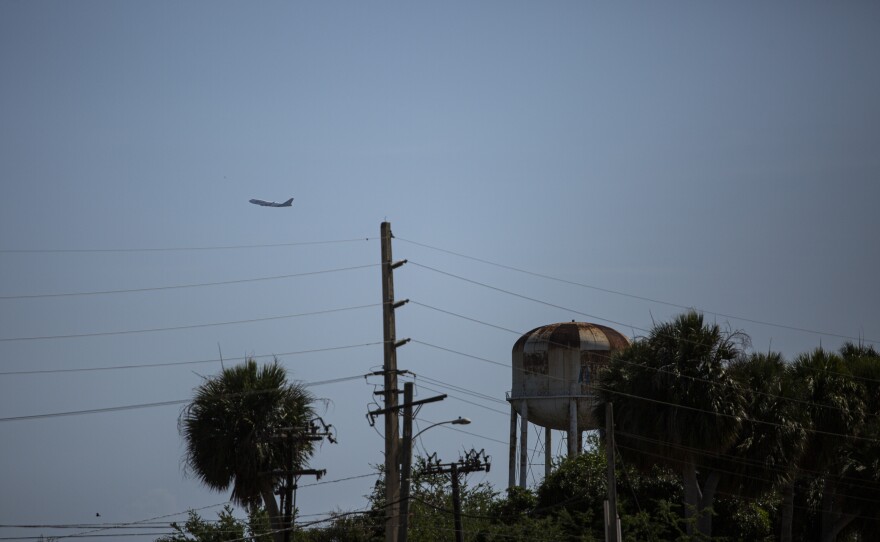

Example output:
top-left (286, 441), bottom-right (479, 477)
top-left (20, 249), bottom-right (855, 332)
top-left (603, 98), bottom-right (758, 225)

top-left (508, 406), bottom-right (517, 488)
top-left (519, 400), bottom-right (528, 489)
top-left (544, 428), bottom-right (552, 479)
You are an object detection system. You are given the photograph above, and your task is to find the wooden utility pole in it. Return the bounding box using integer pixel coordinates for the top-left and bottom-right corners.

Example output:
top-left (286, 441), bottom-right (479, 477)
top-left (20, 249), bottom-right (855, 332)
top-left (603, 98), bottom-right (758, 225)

top-left (380, 222), bottom-right (405, 542)
top-left (605, 403), bottom-right (620, 542)
top-left (399, 383), bottom-right (414, 542)
top-left (373, 386), bottom-right (446, 542)
top-left (450, 463), bottom-right (463, 542)
top-left (268, 419), bottom-right (334, 542)
top-left (423, 450), bottom-right (491, 542)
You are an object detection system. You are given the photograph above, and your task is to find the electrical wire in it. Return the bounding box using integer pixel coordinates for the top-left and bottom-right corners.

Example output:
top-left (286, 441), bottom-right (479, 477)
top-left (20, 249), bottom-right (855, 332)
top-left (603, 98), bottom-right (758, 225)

top-left (410, 338), bottom-right (510, 369)
top-left (409, 300), bottom-right (523, 336)
top-left (411, 333), bottom-right (880, 444)
top-left (409, 261), bottom-right (638, 332)
top-left (0, 373), bottom-right (370, 423)
top-left (0, 398), bottom-right (190, 423)
top-left (0, 263), bottom-right (378, 300)
top-left (0, 237), bottom-right (376, 254)
top-left (0, 532), bottom-right (174, 539)
top-left (411, 382), bottom-right (509, 416)
top-left (411, 300), bottom-right (880, 397)
top-left (398, 236), bottom-right (879, 345)
top-left (50, 500), bottom-right (231, 541)
top-left (0, 342), bottom-right (383, 376)
top-left (0, 303), bottom-right (379, 342)
top-left (404, 373), bottom-right (509, 406)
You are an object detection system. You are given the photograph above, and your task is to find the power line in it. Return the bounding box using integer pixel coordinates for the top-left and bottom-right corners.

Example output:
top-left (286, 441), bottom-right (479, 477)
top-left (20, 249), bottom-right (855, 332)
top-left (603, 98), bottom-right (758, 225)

top-left (0, 532), bottom-right (174, 540)
top-left (398, 236), bottom-right (879, 345)
top-left (411, 298), bottom-right (880, 388)
top-left (412, 382), bottom-right (509, 417)
top-left (0, 303), bottom-right (379, 342)
top-left (0, 342), bottom-right (383, 376)
top-left (0, 399), bottom-right (189, 423)
top-left (0, 263), bottom-right (379, 300)
top-left (0, 373), bottom-right (369, 423)
top-left (409, 301), bottom-right (522, 336)
top-left (297, 472), bottom-right (379, 489)
top-left (0, 237), bottom-right (376, 254)
top-left (406, 373), bottom-right (509, 406)
top-left (408, 261), bottom-right (640, 333)
top-left (411, 332), bottom-right (880, 444)
top-left (53, 501), bottom-right (231, 541)
top-left (410, 339), bottom-right (509, 369)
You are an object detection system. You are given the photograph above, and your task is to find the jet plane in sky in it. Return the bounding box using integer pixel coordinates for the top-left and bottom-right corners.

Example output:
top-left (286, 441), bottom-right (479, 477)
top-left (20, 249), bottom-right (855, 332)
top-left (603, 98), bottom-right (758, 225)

top-left (249, 197), bottom-right (294, 207)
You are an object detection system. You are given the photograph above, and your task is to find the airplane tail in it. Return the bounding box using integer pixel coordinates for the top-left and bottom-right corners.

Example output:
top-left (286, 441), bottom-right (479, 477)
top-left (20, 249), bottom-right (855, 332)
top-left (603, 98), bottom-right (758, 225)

top-left (283, 198), bottom-right (294, 206)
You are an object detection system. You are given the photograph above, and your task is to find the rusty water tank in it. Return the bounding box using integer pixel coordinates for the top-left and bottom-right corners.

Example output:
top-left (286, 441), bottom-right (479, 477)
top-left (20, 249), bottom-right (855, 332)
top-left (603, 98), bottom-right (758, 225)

top-left (510, 321), bottom-right (629, 430)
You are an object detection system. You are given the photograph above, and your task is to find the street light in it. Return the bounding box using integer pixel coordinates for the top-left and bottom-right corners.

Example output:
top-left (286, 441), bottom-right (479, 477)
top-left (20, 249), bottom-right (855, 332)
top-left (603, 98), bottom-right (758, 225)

top-left (412, 417), bottom-right (471, 442)
top-left (399, 385), bottom-right (471, 542)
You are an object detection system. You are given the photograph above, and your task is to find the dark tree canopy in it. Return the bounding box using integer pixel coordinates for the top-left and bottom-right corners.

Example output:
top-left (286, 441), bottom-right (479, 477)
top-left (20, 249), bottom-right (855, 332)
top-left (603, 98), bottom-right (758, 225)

top-left (180, 359), bottom-right (314, 541)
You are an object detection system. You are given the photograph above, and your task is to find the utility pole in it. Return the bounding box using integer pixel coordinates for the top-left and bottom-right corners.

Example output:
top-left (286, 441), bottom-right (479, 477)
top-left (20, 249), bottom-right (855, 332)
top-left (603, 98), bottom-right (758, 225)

top-left (269, 418), bottom-right (335, 542)
top-left (605, 403), bottom-right (620, 542)
top-left (451, 462), bottom-right (463, 542)
top-left (389, 384), bottom-right (448, 542)
top-left (399, 382), bottom-right (414, 542)
top-left (380, 222), bottom-right (407, 542)
top-left (423, 449), bottom-right (491, 542)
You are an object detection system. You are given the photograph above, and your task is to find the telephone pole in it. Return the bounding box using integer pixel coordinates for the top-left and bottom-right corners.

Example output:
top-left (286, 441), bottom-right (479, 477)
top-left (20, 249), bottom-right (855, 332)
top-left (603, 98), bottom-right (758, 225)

top-left (422, 450), bottom-right (491, 542)
top-left (399, 382), bottom-right (414, 542)
top-left (605, 403), bottom-right (620, 542)
top-left (380, 221), bottom-right (407, 542)
top-left (390, 383), bottom-right (448, 542)
top-left (268, 419), bottom-right (335, 542)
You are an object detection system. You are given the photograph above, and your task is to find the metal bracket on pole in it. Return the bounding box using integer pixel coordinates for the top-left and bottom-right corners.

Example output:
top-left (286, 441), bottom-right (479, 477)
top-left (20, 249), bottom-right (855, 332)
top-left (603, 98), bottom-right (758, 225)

top-left (367, 394), bottom-right (447, 424)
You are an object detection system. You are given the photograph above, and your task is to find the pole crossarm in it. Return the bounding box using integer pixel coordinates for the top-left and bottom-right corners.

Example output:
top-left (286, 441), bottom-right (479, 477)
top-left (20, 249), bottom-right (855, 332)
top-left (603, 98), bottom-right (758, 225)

top-left (271, 468), bottom-right (327, 479)
top-left (368, 393), bottom-right (447, 422)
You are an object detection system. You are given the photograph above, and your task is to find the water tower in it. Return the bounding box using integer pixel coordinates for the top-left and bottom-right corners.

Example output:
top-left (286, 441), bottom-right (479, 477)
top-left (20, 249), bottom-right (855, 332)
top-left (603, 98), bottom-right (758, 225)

top-left (507, 321), bottom-right (629, 488)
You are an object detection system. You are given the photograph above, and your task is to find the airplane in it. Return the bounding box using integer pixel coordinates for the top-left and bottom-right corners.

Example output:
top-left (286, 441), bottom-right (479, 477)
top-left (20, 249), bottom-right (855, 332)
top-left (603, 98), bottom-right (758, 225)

top-left (249, 197), bottom-right (294, 207)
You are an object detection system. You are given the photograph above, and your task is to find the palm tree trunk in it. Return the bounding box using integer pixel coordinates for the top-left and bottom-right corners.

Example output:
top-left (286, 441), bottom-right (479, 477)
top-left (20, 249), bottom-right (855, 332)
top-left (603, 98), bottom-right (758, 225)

top-left (779, 480), bottom-right (795, 542)
top-left (682, 460), bottom-right (701, 537)
top-left (696, 470), bottom-right (719, 537)
top-left (260, 484), bottom-right (285, 542)
top-left (819, 477), bottom-right (860, 542)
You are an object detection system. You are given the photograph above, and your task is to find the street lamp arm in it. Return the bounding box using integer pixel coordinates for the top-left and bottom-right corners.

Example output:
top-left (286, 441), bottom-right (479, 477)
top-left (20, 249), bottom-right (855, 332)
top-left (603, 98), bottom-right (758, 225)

top-left (412, 417), bottom-right (471, 441)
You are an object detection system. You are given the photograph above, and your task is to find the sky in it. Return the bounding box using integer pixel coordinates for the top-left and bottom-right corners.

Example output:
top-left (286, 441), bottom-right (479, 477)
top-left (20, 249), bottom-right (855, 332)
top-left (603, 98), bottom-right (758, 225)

top-left (1, 1), bottom-right (879, 540)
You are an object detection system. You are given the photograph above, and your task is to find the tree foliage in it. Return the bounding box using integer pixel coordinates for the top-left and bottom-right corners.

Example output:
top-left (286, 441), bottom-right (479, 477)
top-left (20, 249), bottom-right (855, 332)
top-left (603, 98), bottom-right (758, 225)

top-left (595, 311), bottom-right (747, 537)
top-left (168, 317), bottom-right (880, 542)
top-left (180, 359), bottom-right (315, 541)
top-left (155, 505), bottom-right (272, 542)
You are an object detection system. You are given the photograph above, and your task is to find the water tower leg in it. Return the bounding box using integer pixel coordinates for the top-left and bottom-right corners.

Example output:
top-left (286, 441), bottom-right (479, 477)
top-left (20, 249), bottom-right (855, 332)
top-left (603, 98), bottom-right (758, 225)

top-left (519, 400), bottom-right (529, 488)
top-left (568, 398), bottom-right (578, 457)
top-left (578, 430), bottom-right (584, 454)
top-left (545, 428), bottom-right (552, 479)
top-left (508, 405), bottom-right (518, 489)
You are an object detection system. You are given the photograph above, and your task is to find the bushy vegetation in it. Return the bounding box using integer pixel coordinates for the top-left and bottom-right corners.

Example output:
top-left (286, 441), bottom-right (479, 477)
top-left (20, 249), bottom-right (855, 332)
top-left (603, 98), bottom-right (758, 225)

top-left (168, 313), bottom-right (880, 542)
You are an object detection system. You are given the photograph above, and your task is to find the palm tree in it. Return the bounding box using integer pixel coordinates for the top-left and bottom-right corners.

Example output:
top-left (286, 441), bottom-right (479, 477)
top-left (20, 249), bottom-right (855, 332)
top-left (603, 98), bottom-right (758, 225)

top-left (790, 347), bottom-right (866, 542)
top-left (180, 359), bottom-right (314, 542)
top-left (823, 344), bottom-right (880, 541)
top-left (595, 311), bottom-right (747, 538)
top-left (723, 352), bottom-right (808, 542)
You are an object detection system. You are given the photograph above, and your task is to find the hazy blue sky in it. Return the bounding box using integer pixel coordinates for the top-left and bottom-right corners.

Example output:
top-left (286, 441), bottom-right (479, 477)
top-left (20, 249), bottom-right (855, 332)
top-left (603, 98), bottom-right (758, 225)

top-left (2, 2), bottom-right (879, 540)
